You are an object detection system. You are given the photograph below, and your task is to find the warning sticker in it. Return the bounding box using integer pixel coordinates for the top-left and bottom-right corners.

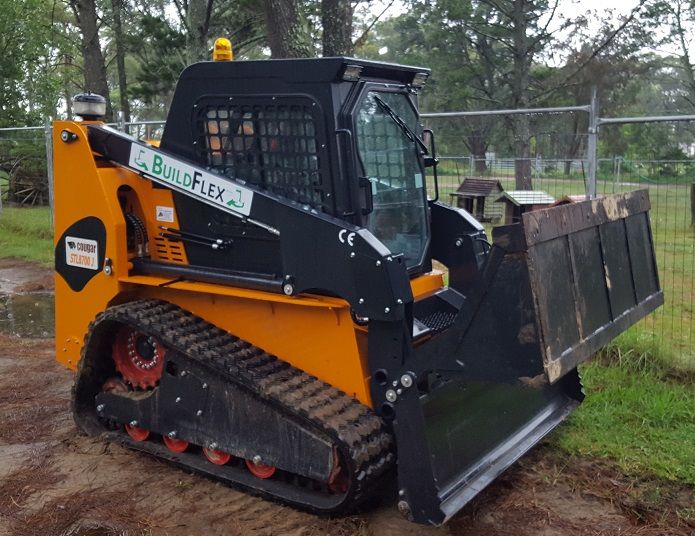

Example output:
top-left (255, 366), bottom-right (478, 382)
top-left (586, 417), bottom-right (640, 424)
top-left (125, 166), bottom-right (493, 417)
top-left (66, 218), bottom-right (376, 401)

top-left (65, 236), bottom-right (99, 271)
top-left (156, 205), bottom-right (175, 222)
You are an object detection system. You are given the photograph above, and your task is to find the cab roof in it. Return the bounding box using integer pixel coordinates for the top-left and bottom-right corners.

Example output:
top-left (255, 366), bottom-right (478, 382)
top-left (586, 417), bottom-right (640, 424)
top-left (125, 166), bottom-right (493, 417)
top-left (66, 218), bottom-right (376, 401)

top-left (179, 57), bottom-right (431, 86)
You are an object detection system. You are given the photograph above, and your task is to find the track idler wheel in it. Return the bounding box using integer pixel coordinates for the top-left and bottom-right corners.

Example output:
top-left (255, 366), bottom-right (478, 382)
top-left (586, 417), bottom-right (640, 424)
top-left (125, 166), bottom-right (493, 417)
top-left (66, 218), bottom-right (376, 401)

top-left (246, 458), bottom-right (276, 479)
top-left (203, 448), bottom-right (232, 466)
top-left (163, 435), bottom-right (189, 453)
top-left (125, 424), bottom-right (150, 442)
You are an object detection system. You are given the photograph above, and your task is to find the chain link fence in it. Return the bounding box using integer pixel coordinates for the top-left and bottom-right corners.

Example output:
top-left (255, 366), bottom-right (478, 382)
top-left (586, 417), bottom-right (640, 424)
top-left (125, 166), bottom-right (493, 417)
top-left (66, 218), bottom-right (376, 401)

top-left (0, 121), bottom-right (165, 212)
top-left (433, 151), bottom-right (694, 364)
top-left (1, 117), bottom-right (692, 362)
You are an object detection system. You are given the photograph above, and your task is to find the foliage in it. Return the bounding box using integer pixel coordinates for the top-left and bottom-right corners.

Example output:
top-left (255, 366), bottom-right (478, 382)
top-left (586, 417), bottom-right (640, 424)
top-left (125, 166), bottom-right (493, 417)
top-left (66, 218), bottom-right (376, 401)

top-left (126, 15), bottom-right (188, 109)
top-left (0, 0), bottom-right (66, 126)
top-left (2, 1), bottom-right (695, 174)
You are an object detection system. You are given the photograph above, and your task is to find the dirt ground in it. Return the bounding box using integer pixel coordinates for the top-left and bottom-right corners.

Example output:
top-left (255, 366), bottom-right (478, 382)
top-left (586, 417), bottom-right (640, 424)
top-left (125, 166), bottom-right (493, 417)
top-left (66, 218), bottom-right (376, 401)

top-left (0, 259), bottom-right (693, 536)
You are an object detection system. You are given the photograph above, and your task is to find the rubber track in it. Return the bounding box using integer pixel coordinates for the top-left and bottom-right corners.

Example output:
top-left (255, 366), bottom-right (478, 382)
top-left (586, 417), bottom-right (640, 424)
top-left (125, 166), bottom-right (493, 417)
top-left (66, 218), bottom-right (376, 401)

top-left (77, 298), bottom-right (395, 513)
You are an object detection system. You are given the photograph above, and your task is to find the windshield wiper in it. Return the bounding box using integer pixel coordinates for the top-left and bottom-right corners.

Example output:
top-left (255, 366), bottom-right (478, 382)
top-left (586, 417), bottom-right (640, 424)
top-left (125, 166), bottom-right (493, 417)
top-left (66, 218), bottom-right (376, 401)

top-left (373, 94), bottom-right (429, 155)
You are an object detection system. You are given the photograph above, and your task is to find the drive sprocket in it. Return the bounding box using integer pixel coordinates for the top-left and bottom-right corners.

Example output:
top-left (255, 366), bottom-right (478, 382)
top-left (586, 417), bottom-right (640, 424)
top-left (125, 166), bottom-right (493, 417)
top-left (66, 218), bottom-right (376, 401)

top-left (112, 326), bottom-right (165, 389)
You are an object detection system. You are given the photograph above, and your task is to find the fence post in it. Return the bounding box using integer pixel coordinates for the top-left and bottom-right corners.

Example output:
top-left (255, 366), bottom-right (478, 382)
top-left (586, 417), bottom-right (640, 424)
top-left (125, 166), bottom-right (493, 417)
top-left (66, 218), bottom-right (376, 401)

top-left (616, 157), bottom-right (622, 190)
top-left (117, 111), bottom-right (125, 133)
top-left (44, 119), bottom-right (54, 229)
top-left (587, 86), bottom-right (599, 200)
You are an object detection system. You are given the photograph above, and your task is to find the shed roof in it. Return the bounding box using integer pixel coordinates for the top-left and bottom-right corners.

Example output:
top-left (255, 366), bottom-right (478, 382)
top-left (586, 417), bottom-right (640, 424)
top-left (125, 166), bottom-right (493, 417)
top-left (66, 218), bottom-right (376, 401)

top-left (450, 178), bottom-right (504, 197)
top-left (495, 190), bottom-right (555, 206)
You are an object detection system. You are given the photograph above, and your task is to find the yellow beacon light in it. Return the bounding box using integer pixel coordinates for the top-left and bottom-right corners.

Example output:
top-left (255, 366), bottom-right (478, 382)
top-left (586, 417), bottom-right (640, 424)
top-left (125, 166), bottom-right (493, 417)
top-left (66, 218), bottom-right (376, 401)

top-left (213, 37), bottom-right (234, 61)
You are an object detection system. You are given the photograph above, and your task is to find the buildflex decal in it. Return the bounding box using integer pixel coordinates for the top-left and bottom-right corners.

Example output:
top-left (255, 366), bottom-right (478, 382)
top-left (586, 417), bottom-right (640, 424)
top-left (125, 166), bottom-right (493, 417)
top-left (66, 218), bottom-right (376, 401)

top-left (129, 144), bottom-right (254, 216)
top-left (65, 236), bottom-right (99, 270)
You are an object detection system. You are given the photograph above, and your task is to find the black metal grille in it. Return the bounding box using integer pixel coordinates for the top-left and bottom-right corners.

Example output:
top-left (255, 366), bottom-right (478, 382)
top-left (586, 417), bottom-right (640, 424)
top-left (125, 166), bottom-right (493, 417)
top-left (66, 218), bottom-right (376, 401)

top-left (195, 97), bottom-right (327, 210)
top-left (418, 311), bottom-right (457, 333)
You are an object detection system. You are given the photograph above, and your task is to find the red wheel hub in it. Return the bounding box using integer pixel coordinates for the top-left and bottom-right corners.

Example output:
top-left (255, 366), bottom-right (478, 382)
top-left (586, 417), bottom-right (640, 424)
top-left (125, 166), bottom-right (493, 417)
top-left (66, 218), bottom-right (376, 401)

top-left (112, 326), bottom-right (165, 389)
top-left (125, 424), bottom-right (150, 441)
top-left (163, 435), bottom-right (189, 453)
top-left (246, 459), bottom-right (276, 479)
top-left (203, 448), bottom-right (232, 465)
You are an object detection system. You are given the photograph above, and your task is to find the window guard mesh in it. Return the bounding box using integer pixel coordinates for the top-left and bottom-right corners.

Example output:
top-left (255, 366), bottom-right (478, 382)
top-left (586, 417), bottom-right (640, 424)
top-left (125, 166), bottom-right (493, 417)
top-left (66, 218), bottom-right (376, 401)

top-left (194, 97), bottom-right (328, 211)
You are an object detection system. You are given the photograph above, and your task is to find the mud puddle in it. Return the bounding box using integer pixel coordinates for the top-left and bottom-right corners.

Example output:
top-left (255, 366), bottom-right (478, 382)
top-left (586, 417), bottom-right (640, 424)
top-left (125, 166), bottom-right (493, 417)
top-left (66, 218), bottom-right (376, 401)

top-left (0, 292), bottom-right (54, 338)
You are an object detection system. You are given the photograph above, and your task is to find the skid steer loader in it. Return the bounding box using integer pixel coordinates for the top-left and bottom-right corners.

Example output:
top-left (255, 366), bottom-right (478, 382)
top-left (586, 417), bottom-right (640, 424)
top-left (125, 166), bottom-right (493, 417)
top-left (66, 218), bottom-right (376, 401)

top-left (54, 53), bottom-right (662, 525)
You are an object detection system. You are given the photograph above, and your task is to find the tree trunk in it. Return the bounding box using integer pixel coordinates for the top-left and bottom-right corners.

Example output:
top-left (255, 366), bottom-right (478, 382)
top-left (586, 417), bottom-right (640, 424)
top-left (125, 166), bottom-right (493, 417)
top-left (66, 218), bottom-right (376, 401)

top-left (468, 132), bottom-right (488, 173)
top-left (187, 0), bottom-right (213, 62)
top-left (321, 0), bottom-right (353, 56)
top-left (510, 0), bottom-right (532, 190)
top-left (110, 0), bottom-right (130, 124)
top-left (64, 85), bottom-right (73, 118)
top-left (70, 0), bottom-right (113, 120)
top-left (263, 0), bottom-right (310, 58)
top-left (673, 1), bottom-right (695, 107)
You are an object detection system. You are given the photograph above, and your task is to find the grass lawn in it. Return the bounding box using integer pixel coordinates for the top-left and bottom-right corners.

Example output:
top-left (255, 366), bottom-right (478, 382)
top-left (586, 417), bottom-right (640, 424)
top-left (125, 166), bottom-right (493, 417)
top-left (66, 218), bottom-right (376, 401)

top-left (0, 202), bottom-right (693, 488)
top-left (0, 206), bottom-right (53, 266)
top-left (553, 334), bottom-right (695, 485)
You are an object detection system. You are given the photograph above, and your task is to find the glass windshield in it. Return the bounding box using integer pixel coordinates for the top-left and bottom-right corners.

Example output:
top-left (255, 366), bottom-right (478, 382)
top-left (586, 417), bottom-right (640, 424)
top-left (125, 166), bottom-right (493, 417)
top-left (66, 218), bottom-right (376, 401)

top-left (355, 91), bottom-right (428, 268)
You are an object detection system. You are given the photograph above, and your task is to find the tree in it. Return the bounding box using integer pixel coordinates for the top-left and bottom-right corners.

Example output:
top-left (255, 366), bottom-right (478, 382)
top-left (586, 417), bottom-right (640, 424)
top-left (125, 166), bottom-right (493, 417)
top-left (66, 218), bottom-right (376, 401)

top-left (110, 0), bottom-right (131, 123)
top-left (263, 0), bottom-right (312, 58)
top-left (549, 10), bottom-right (652, 173)
top-left (70, 0), bottom-right (113, 120)
top-left (127, 1), bottom-right (267, 114)
top-left (647, 0), bottom-right (695, 108)
top-left (126, 14), bottom-right (187, 114)
top-left (0, 0), bottom-right (68, 125)
top-left (361, 0), bottom-right (663, 187)
top-left (322, 0), bottom-right (353, 56)
top-left (185, 0), bottom-right (214, 62)
top-left (487, 0), bottom-right (566, 189)
top-left (377, 0), bottom-right (567, 187)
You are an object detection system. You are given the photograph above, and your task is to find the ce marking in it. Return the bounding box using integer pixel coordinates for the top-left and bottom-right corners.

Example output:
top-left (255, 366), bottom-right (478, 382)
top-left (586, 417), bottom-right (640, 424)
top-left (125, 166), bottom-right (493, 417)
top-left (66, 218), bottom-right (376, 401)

top-left (338, 229), bottom-right (356, 247)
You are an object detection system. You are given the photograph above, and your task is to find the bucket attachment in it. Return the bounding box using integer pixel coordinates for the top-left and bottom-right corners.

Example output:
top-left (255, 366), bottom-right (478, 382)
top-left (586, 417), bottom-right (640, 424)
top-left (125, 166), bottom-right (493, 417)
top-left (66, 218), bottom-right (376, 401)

top-left (394, 190), bottom-right (662, 524)
top-left (521, 189), bottom-right (663, 382)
